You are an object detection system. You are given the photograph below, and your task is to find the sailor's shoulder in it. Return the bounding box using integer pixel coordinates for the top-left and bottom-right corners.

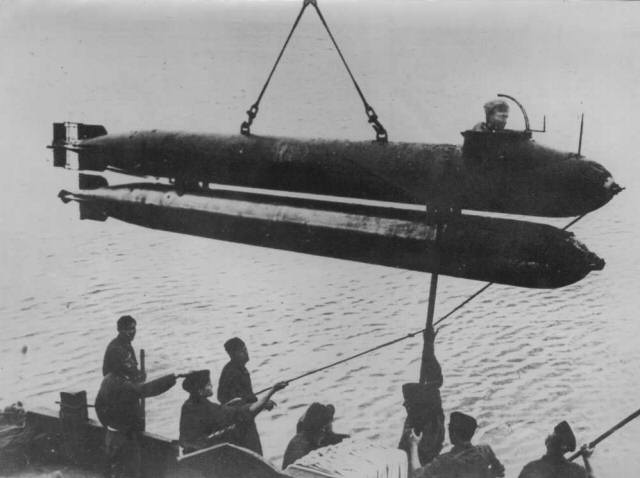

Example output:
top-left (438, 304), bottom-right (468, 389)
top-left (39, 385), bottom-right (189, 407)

top-left (472, 122), bottom-right (489, 132)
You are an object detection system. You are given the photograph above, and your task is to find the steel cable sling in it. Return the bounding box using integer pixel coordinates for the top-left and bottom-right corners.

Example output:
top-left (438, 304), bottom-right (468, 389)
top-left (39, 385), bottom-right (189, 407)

top-left (240, 0), bottom-right (388, 143)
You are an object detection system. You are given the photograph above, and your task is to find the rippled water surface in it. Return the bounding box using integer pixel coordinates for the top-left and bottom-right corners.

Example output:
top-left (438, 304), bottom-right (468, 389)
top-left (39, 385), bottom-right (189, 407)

top-left (1, 2), bottom-right (639, 476)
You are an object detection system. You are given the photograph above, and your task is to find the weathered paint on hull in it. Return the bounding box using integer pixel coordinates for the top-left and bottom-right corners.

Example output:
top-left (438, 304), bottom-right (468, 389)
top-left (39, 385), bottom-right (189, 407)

top-left (51, 124), bottom-right (620, 217)
top-left (58, 182), bottom-right (604, 288)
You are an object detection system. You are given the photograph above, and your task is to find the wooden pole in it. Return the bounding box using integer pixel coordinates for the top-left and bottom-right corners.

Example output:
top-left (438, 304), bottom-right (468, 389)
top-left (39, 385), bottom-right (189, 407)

top-left (140, 348), bottom-right (146, 432)
top-left (569, 407), bottom-right (640, 461)
top-left (419, 221), bottom-right (442, 383)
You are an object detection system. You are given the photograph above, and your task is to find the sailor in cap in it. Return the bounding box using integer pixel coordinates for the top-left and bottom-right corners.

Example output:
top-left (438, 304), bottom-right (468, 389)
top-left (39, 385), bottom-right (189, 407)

top-left (473, 99), bottom-right (510, 132)
top-left (96, 353), bottom-right (177, 478)
top-left (518, 421), bottom-right (595, 478)
top-left (217, 337), bottom-right (288, 455)
top-left (103, 315), bottom-right (144, 382)
top-left (179, 369), bottom-right (287, 454)
top-left (218, 338), bottom-right (257, 404)
top-left (408, 411), bottom-right (505, 478)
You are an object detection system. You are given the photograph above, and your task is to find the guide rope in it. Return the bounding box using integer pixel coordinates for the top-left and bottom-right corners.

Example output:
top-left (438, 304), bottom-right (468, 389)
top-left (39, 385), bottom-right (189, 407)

top-left (240, 0), bottom-right (388, 143)
top-left (569, 407), bottom-right (640, 461)
top-left (253, 213), bottom-right (588, 395)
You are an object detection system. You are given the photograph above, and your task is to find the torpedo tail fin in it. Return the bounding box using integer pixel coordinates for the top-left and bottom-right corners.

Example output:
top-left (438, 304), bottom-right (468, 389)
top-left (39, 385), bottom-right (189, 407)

top-left (79, 202), bottom-right (108, 221)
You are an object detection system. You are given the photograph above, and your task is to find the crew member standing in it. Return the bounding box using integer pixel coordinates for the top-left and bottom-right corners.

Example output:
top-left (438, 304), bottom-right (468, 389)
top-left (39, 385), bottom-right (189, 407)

top-left (95, 355), bottom-right (176, 478)
top-left (398, 325), bottom-right (445, 466)
top-left (217, 337), bottom-right (275, 455)
top-left (103, 315), bottom-right (144, 382)
top-left (518, 421), bottom-right (595, 478)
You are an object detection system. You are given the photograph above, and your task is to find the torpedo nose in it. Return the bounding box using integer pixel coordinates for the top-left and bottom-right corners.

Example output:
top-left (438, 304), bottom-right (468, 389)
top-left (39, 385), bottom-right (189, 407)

top-left (590, 254), bottom-right (605, 271)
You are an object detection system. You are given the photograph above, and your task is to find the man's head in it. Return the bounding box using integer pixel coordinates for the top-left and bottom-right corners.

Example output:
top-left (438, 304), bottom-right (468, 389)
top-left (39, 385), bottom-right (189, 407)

top-left (182, 370), bottom-right (213, 398)
top-left (545, 421), bottom-right (576, 455)
top-left (300, 403), bottom-right (334, 440)
top-left (117, 315), bottom-right (136, 343)
top-left (224, 337), bottom-right (249, 364)
top-left (484, 99), bottom-right (509, 131)
top-left (448, 411), bottom-right (477, 445)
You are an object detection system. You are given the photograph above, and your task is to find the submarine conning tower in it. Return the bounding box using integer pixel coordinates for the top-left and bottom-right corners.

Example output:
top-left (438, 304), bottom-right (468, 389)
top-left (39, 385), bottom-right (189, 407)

top-left (459, 128), bottom-right (622, 217)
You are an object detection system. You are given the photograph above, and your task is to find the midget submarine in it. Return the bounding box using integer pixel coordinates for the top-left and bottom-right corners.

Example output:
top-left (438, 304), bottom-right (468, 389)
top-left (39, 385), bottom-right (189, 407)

top-left (50, 120), bottom-right (621, 218)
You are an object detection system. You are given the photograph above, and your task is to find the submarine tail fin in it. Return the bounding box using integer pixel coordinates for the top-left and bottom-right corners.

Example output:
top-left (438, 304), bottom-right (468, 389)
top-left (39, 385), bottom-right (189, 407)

top-left (50, 122), bottom-right (108, 169)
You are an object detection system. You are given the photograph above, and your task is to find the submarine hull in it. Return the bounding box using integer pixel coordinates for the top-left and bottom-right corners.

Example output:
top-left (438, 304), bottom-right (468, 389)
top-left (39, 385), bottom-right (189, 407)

top-left (51, 123), bottom-right (619, 218)
top-left (59, 179), bottom-right (604, 289)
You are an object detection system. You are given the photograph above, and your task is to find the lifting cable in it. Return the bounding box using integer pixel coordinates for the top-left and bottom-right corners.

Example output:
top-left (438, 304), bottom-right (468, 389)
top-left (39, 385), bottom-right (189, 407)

top-left (253, 213), bottom-right (588, 395)
top-left (240, 0), bottom-right (388, 143)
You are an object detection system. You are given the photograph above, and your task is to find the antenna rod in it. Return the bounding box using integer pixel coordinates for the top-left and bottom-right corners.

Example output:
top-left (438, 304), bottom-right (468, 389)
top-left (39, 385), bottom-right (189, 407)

top-left (578, 113), bottom-right (584, 156)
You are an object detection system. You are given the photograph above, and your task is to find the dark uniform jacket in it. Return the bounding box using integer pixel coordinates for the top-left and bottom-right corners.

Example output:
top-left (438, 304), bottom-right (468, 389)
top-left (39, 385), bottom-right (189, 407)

top-left (217, 361), bottom-right (257, 404)
top-left (179, 397), bottom-right (252, 452)
top-left (103, 335), bottom-right (140, 378)
top-left (472, 122), bottom-right (491, 132)
top-left (518, 454), bottom-right (588, 478)
top-left (414, 443), bottom-right (505, 478)
top-left (95, 373), bottom-right (176, 433)
top-left (399, 407), bottom-right (445, 466)
top-left (217, 361), bottom-right (262, 455)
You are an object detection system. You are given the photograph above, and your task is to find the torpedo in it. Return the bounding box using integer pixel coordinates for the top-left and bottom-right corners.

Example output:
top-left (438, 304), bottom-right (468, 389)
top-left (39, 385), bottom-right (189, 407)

top-left (58, 176), bottom-right (604, 289)
top-left (50, 121), bottom-right (620, 218)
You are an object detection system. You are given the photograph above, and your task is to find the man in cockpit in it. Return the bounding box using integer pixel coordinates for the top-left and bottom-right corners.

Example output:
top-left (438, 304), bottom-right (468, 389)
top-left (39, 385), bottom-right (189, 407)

top-left (473, 99), bottom-right (509, 132)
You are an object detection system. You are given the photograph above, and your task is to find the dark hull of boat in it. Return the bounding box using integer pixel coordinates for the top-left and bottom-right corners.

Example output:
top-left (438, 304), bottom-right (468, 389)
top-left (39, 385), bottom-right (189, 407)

top-left (1, 407), bottom-right (286, 478)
